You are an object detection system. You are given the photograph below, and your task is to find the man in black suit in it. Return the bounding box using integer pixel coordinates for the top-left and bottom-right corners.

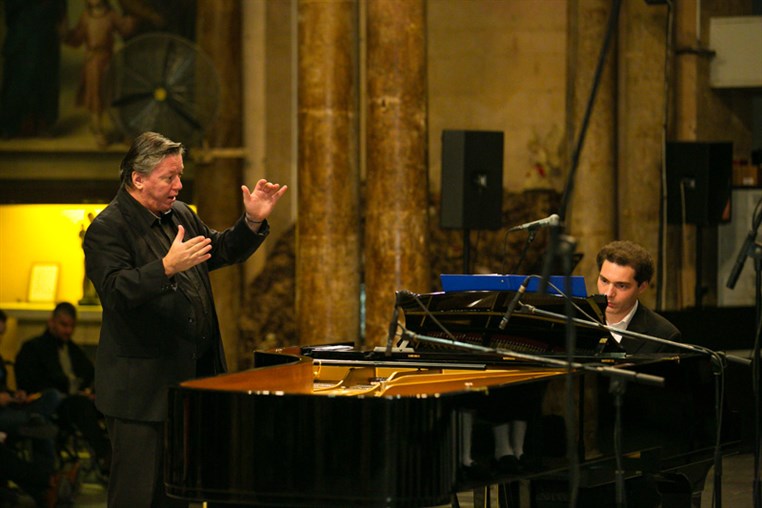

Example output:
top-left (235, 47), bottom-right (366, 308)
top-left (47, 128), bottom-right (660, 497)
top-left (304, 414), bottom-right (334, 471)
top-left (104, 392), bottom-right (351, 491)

top-left (583, 242), bottom-right (685, 506)
top-left (83, 131), bottom-right (287, 507)
top-left (596, 240), bottom-right (680, 353)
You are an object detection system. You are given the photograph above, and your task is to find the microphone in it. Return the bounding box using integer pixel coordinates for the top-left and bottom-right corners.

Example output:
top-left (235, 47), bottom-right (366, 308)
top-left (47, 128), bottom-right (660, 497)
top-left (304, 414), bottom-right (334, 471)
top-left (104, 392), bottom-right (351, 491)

top-left (725, 233), bottom-right (752, 289)
top-left (508, 214), bottom-right (560, 232)
top-left (385, 291), bottom-right (402, 357)
top-left (726, 228), bottom-right (759, 289)
top-left (727, 198), bottom-right (762, 289)
top-left (499, 276), bottom-right (531, 330)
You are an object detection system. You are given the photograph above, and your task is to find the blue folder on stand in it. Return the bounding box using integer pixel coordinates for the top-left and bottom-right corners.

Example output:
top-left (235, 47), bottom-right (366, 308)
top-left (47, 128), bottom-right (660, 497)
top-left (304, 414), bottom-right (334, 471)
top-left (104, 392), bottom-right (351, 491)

top-left (439, 274), bottom-right (588, 298)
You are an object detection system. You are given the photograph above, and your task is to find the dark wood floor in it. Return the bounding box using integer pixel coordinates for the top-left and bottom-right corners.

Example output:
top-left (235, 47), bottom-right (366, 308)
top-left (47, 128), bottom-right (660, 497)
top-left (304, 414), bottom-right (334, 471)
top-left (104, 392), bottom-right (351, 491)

top-left (701, 452), bottom-right (756, 508)
top-left (57, 451), bottom-right (755, 507)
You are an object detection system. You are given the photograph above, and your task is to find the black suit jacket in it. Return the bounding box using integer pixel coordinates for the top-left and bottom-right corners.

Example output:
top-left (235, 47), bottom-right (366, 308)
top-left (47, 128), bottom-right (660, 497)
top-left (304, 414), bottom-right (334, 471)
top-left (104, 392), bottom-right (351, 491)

top-left (620, 303), bottom-right (681, 354)
top-left (83, 186), bottom-right (268, 422)
top-left (14, 329), bottom-right (94, 394)
top-left (0, 354), bottom-right (9, 392)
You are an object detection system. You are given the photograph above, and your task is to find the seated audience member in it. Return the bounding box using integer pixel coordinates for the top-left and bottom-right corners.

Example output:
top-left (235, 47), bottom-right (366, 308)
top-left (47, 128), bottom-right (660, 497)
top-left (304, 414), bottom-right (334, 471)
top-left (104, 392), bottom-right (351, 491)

top-left (0, 435), bottom-right (79, 508)
top-left (595, 240), bottom-right (680, 352)
top-left (0, 309), bottom-right (60, 473)
top-left (0, 439), bottom-right (60, 508)
top-left (14, 303), bottom-right (111, 475)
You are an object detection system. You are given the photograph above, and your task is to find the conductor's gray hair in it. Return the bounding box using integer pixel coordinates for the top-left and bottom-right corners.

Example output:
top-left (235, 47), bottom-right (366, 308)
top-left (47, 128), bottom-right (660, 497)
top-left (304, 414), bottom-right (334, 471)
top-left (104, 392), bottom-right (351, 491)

top-left (119, 132), bottom-right (185, 188)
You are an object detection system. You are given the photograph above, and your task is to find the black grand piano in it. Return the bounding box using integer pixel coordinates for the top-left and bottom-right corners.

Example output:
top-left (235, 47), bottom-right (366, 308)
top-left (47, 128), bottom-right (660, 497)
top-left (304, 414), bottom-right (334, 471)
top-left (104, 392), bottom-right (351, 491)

top-left (164, 288), bottom-right (733, 507)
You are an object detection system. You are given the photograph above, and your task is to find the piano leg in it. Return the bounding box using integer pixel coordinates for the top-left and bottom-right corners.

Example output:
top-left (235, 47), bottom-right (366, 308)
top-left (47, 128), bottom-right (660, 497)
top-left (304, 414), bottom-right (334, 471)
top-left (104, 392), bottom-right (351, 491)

top-left (470, 484), bottom-right (502, 507)
top-left (453, 482), bottom-right (522, 508)
top-left (653, 473), bottom-right (695, 508)
top-left (653, 460), bottom-right (713, 508)
top-left (529, 467), bottom-right (710, 508)
top-left (497, 481), bottom-right (522, 507)
top-left (472, 486), bottom-right (489, 507)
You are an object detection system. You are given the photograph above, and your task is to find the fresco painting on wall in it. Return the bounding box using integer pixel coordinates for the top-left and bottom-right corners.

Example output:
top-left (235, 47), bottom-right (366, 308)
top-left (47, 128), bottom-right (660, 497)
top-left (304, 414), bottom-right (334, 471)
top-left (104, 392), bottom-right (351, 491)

top-left (0, 0), bottom-right (196, 151)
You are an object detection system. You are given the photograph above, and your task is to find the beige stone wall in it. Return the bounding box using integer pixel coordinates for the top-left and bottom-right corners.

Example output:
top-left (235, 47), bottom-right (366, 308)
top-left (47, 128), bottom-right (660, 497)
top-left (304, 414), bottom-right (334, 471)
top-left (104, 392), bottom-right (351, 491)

top-left (247, 0), bottom-right (755, 314)
top-left (254, 0), bottom-right (569, 214)
top-left (239, 0), bottom-right (298, 290)
top-left (665, 0), bottom-right (755, 309)
top-left (428, 0), bottom-right (568, 195)
top-left (0, 0), bottom-right (758, 362)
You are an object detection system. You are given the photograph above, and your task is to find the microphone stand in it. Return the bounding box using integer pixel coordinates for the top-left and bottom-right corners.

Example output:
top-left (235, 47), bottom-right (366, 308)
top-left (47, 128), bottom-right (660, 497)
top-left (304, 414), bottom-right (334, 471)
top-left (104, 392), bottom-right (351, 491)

top-left (400, 325), bottom-right (665, 508)
top-left (753, 248), bottom-right (762, 508)
top-left (518, 303), bottom-right (751, 508)
top-left (507, 228), bottom-right (537, 274)
top-left (535, 2), bottom-right (622, 502)
top-left (724, 195), bottom-right (762, 508)
top-left (399, 284), bottom-right (750, 507)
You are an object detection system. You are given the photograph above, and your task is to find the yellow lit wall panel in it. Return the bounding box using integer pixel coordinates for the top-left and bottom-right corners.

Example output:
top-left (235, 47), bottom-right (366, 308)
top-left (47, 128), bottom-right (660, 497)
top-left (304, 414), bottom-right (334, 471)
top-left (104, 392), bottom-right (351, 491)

top-left (0, 204), bottom-right (104, 304)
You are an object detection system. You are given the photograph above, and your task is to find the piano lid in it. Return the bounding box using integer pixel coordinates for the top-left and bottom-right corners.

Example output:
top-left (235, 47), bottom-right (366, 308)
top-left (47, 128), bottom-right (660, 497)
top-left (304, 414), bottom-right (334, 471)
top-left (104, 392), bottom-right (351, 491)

top-left (398, 289), bottom-right (619, 357)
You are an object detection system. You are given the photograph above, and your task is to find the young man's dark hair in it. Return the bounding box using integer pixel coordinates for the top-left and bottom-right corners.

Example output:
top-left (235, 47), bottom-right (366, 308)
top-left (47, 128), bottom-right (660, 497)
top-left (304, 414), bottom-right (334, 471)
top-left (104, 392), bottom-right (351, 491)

top-left (595, 240), bottom-right (654, 286)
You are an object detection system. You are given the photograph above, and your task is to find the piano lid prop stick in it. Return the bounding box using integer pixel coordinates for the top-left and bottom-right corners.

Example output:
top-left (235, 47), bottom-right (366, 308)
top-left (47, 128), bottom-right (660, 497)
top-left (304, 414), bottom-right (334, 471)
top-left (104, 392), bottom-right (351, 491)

top-left (385, 292), bottom-right (402, 357)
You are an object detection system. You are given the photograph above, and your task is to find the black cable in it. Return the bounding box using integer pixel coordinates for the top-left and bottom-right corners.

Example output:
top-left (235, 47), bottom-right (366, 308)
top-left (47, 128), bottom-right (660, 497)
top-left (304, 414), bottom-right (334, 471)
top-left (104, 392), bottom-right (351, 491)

top-left (472, 230), bottom-right (481, 273)
top-left (657, 0), bottom-right (675, 311)
top-left (562, 266), bottom-right (580, 508)
top-left (557, 0), bottom-right (622, 222)
top-left (511, 230), bottom-right (537, 274)
top-left (552, 5), bottom-right (694, 496)
top-left (501, 228), bottom-right (513, 274)
top-left (753, 261), bottom-right (762, 508)
top-left (712, 351), bottom-right (727, 508)
top-left (540, 0), bottom-right (623, 297)
top-left (611, 377), bottom-right (627, 508)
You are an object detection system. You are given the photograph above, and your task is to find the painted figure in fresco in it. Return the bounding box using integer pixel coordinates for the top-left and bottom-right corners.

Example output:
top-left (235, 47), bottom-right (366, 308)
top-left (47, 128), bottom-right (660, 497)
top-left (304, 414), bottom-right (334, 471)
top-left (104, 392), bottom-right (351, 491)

top-left (63, 0), bottom-right (135, 146)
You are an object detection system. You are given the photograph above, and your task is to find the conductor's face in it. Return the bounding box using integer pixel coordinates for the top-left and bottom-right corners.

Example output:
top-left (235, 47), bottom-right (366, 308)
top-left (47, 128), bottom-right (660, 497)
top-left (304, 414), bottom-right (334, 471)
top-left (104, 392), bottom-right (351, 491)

top-left (132, 154), bottom-right (184, 215)
top-left (597, 260), bottom-right (647, 324)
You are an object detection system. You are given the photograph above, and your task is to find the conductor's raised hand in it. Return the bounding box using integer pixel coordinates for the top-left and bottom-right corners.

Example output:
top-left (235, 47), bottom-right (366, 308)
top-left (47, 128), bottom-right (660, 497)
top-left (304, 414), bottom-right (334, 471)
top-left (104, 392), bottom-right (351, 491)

top-left (241, 179), bottom-right (288, 224)
top-left (162, 225), bottom-right (212, 277)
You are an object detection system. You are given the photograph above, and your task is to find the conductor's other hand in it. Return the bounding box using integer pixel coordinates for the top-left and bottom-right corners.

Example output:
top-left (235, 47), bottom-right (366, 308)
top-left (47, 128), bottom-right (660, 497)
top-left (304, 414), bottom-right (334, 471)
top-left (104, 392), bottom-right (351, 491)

top-left (241, 179), bottom-right (288, 224)
top-left (162, 225), bottom-right (212, 277)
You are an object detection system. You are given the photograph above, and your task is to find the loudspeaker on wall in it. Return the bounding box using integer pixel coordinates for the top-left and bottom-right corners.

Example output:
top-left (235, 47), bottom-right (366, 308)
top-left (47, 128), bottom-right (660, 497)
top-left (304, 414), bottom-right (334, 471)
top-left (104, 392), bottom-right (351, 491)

top-left (440, 130), bottom-right (504, 230)
top-left (666, 141), bottom-right (732, 226)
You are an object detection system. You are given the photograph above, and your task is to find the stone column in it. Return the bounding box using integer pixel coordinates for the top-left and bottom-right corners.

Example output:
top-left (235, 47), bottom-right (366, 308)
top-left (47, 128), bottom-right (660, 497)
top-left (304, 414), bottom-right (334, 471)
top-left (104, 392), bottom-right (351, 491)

top-left (668, 0), bottom-right (701, 309)
top-left (617, 0), bottom-right (669, 310)
top-left (563, 0), bottom-right (617, 455)
top-left (195, 0), bottom-right (245, 370)
top-left (565, 0), bottom-right (617, 291)
top-left (296, 0), bottom-right (361, 345)
top-left (365, 0), bottom-right (428, 347)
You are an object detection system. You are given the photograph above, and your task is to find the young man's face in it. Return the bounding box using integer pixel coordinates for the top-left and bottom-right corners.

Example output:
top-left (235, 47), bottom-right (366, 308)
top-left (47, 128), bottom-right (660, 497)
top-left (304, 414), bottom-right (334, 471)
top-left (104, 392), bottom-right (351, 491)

top-left (131, 154), bottom-right (184, 215)
top-left (597, 260), bottom-right (648, 323)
